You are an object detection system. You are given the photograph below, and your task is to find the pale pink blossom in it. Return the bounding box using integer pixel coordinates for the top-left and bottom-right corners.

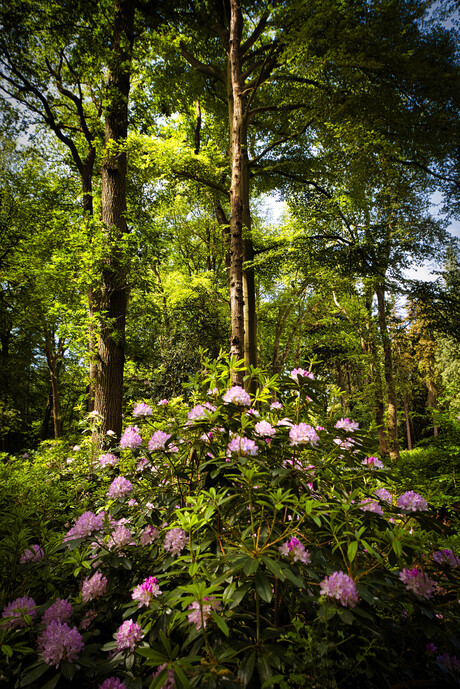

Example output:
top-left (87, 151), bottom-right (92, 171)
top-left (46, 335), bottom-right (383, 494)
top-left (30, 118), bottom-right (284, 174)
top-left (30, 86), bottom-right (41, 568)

top-left (37, 620), bottom-right (84, 667)
top-left (99, 453), bottom-right (119, 468)
top-left (335, 418), bottom-right (360, 432)
top-left (133, 402), bottom-right (152, 417)
top-left (82, 572), bottom-right (107, 603)
top-left (223, 386), bottom-right (251, 406)
top-left (120, 426), bottom-right (143, 449)
top-left (399, 568), bottom-right (437, 599)
top-left (20, 544), bottom-right (44, 563)
top-left (2, 596), bottom-right (37, 629)
top-left (132, 576), bottom-right (162, 607)
top-left (289, 423), bottom-right (319, 446)
top-left (397, 491), bottom-right (428, 512)
top-left (115, 619), bottom-right (144, 652)
top-left (64, 511), bottom-right (105, 542)
top-left (279, 537), bottom-right (311, 564)
top-left (227, 435), bottom-right (259, 456)
top-left (320, 571), bottom-right (358, 607)
top-left (42, 599), bottom-right (73, 626)
top-left (254, 421), bottom-right (276, 437)
top-left (187, 597), bottom-right (221, 630)
top-left (148, 431), bottom-right (171, 452)
top-left (107, 476), bottom-right (133, 499)
top-left (163, 528), bottom-right (187, 557)
top-left (140, 525), bottom-right (160, 545)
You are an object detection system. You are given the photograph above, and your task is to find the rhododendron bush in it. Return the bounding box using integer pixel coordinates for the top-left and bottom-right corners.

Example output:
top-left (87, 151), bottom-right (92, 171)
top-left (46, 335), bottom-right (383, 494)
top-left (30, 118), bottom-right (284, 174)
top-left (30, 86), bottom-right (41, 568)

top-left (0, 358), bottom-right (459, 688)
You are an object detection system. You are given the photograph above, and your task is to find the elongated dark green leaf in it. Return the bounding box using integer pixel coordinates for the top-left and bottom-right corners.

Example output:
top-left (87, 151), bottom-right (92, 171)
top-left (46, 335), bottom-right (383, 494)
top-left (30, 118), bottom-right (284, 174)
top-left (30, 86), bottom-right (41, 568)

top-left (255, 571), bottom-right (273, 602)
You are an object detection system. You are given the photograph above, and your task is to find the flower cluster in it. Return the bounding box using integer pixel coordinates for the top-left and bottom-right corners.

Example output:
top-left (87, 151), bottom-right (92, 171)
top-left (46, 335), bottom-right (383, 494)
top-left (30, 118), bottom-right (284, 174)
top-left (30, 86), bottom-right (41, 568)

top-left (163, 528), bottom-right (187, 557)
top-left (290, 368), bottom-right (314, 381)
top-left (433, 548), bottom-right (460, 567)
top-left (374, 488), bottom-right (392, 504)
top-left (397, 491), bottom-right (428, 512)
top-left (360, 500), bottom-right (384, 516)
top-left (82, 572), bottom-right (107, 603)
top-left (254, 420), bottom-right (276, 437)
top-left (2, 596), bottom-right (37, 629)
top-left (320, 571), bottom-right (358, 608)
top-left (270, 401), bottom-right (283, 410)
top-left (222, 385), bottom-right (251, 406)
top-left (289, 423), bottom-right (319, 446)
top-left (335, 418), bottom-right (359, 432)
top-left (132, 576), bottom-right (162, 607)
top-left (64, 511), bottom-right (105, 542)
top-left (148, 430), bottom-right (171, 452)
top-left (399, 568), bottom-right (437, 599)
top-left (42, 598), bottom-right (73, 626)
top-left (115, 619), bottom-right (144, 652)
top-left (152, 664), bottom-right (175, 689)
top-left (133, 402), bottom-right (152, 417)
top-left (227, 435), bottom-right (259, 456)
top-left (187, 597), bottom-right (222, 630)
top-left (99, 678), bottom-right (127, 689)
top-left (107, 525), bottom-right (134, 550)
top-left (107, 476), bottom-right (133, 499)
top-left (20, 544), bottom-right (44, 563)
top-left (37, 620), bottom-right (84, 667)
top-left (279, 537), bottom-right (311, 564)
top-left (99, 453), bottom-right (119, 468)
top-left (120, 426), bottom-right (143, 450)
top-left (362, 456), bottom-right (385, 469)
top-left (140, 525), bottom-right (160, 545)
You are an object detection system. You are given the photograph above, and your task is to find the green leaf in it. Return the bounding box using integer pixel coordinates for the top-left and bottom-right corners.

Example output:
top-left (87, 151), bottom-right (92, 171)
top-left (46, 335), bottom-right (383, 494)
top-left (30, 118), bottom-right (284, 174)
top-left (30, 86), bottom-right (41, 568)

top-left (210, 610), bottom-right (229, 636)
top-left (261, 556), bottom-right (286, 581)
top-left (340, 609), bottom-right (354, 625)
top-left (243, 557), bottom-right (259, 576)
top-left (238, 649), bottom-right (256, 685)
top-left (392, 539), bottom-right (403, 557)
top-left (149, 668), bottom-right (168, 689)
top-left (255, 571), bottom-right (273, 602)
top-left (173, 664), bottom-right (191, 689)
top-left (40, 675), bottom-right (60, 689)
top-left (347, 540), bottom-right (358, 563)
top-left (20, 663), bottom-right (50, 687)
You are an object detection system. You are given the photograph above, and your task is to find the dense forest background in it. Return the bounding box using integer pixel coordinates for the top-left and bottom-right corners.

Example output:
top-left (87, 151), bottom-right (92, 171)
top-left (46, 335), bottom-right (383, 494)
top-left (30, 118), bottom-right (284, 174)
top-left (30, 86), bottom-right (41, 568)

top-left (1, 0), bottom-right (460, 458)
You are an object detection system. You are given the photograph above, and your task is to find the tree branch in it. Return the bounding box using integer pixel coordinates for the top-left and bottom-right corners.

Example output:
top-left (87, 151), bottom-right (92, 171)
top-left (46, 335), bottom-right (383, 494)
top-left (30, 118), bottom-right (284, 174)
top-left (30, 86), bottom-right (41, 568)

top-left (180, 42), bottom-right (226, 83)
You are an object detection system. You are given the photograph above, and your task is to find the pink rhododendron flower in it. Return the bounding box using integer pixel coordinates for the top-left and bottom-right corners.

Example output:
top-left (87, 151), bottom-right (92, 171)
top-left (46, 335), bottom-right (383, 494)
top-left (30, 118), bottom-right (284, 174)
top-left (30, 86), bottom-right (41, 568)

top-left (397, 491), bottom-right (428, 512)
top-left (399, 568), bottom-right (437, 598)
top-left (136, 457), bottom-right (150, 471)
top-left (99, 453), bottom-right (119, 468)
top-left (80, 609), bottom-right (97, 630)
top-left (140, 525), bottom-right (160, 545)
top-left (107, 525), bottom-right (134, 550)
top-left (20, 544), bottom-right (44, 563)
top-left (107, 476), bottom-right (133, 499)
top-left (335, 417), bottom-right (360, 432)
top-left (289, 423), bottom-right (319, 446)
top-left (187, 597), bottom-right (221, 630)
top-left (42, 599), bottom-right (73, 626)
top-left (2, 596), bottom-right (37, 629)
top-left (433, 548), bottom-right (460, 567)
top-left (187, 403), bottom-right (216, 421)
top-left (227, 435), bottom-right (259, 456)
top-left (163, 528), bottom-right (187, 557)
top-left (82, 572), bottom-right (107, 603)
top-left (120, 426), bottom-right (143, 449)
top-left (320, 571), bottom-right (358, 607)
top-left (133, 402), bottom-right (152, 417)
top-left (115, 619), bottom-right (144, 652)
top-left (359, 500), bottom-right (384, 515)
top-left (436, 653), bottom-right (460, 671)
top-left (279, 537), bottom-right (311, 564)
top-left (362, 456), bottom-right (385, 469)
top-left (374, 488), bottom-right (392, 504)
top-left (64, 511), bottom-right (105, 542)
top-left (157, 399), bottom-right (169, 405)
top-left (290, 368), bottom-right (314, 381)
top-left (132, 576), bottom-right (162, 607)
top-left (222, 386), bottom-right (251, 406)
top-left (152, 664), bottom-right (175, 689)
top-left (270, 401), bottom-right (283, 410)
top-left (254, 420), bottom-right (276, 437)
top-left (148, 431), bottom-right (171, 452)
top-left (333, 437), bottom-right (354, 450)
top-left (37, 620), bottom-right (84, 667)
top-left (99, 678), bottom-right (127, 689)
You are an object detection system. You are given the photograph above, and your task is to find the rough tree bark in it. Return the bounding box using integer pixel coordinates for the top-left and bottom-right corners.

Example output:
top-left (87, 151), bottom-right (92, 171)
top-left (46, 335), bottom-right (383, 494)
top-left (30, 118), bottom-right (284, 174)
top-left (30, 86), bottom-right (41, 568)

top-left (94, 0), bottom-right (135, 438)
top-left (376, 286), bottom-right (400, 460)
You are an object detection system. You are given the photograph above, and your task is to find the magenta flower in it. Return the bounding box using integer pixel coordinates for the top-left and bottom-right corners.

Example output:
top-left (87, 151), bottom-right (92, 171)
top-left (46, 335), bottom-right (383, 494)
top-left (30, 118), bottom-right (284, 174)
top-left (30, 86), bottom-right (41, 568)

top-left (140, 525), bottom-right (160, 545)
top-left (320, 571), bottom-right (358, 608)
top-left (397, 491), bottom-right (428, 512)
top-left (99, 678), bottom-right (127, 689)
top-left (157, 399), bottom-right (169, 406)
top-left (120, 425), bottom-right (143, 450)
top-left (132, 576), bottom-right (162, 608)
top-left (222, 386), bottom-right (251, 406)
top-left (359, 500), bottom-right (384, 515)
top-left (107, 476), bottom-right (133, 499)
top-left (279, 537), bottom-right (311, 564)
top-left (187, 597), bottom-right (222, 630)
top-left (374, 488), bottom-right (392, 504)
top-left (335, 418), bottom-right (359, 432)
top-left (399, 568), bottom-right (437, 599)
top-left (82, 572), bottom-right (107, 603)
top-left (148, 430), bottom-right (171, 452)
top-left (227, 435), bottom-right (259, 456)
top-left (362, 456), bottom-right (385, 469)
top-left (37, 620), bottom-right (84, 667)
top-left (20, 544), bottom-right (44, 563)
top-left (254, 420), bottom-right (276, 437)
top-left (289, 423), bottom-right (319, 446)
top-left (2, 596), bottom-right (37, 629)
top-left (433, 548), bottom-right (460, 567)
top-left (42, 599), bottom-right (73, 626)
top-left (115, 619), bottom-right (144, 652)
top-left (163, 528), bottom-right (187, 557)
top-left (152, 664), bottom-right (175, 689)
top-left (436, 653), bottom-right (460, 671)
top-left (99, 453), bottom-right (119, 468)
top-left (64, 510), bottom-right (105, 542)
top-left (290, 368), bottom-right (314, 381)
top-left (133, 402), bottom-right (153, 417)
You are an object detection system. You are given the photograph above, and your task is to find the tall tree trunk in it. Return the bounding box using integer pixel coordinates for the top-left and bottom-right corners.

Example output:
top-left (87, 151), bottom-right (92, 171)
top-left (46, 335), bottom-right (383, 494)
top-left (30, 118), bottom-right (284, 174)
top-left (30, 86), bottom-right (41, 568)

top-left (82, 162), bottom-right (98, 413)
top-left (376, 286), bottom-right (400, 460)
top-left (427, 381), bottom-right (438, 437)
top-left (242, 147), bottom-right (257, 374)
top-left (228, 0), bottom-right (245, 381)
top-left (94, 0), bottom-right (135, 438)
top-left (404, 392), bottom-right (413, 450)
top-left (363, 291), bottom-right (388, 457)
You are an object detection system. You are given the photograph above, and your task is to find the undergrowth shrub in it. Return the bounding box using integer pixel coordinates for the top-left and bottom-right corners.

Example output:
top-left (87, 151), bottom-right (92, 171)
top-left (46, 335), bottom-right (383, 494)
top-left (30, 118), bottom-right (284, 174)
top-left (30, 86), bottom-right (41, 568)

top-left (0, 357), bottom-right (459, 689)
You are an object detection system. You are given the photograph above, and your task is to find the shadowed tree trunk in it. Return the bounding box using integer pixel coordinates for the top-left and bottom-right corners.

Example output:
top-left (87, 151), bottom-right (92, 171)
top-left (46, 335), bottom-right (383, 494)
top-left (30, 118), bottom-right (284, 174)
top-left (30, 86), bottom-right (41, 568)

top-left (376, 285), bottom-right (400, 460)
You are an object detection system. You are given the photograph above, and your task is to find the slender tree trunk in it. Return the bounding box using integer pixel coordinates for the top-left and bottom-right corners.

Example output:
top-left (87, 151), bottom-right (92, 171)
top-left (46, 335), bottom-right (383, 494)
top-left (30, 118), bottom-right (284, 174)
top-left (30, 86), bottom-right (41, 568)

top-left (427, 381), bottom-right (438, 436)
top-left (363, 292), bottom-right (388, 457)
top-left (82, 163), bottom-right (98, 413)
top-left (376, 286), bottom-right (400, 460)
top-left (41, 390), bottom-right (53, 441)
top-left (94, 0), bottom-right (135, 438)
top-left (404, 393), bottom-right (413, 450)
top-left (228, 0), bottom-right (245, 381)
